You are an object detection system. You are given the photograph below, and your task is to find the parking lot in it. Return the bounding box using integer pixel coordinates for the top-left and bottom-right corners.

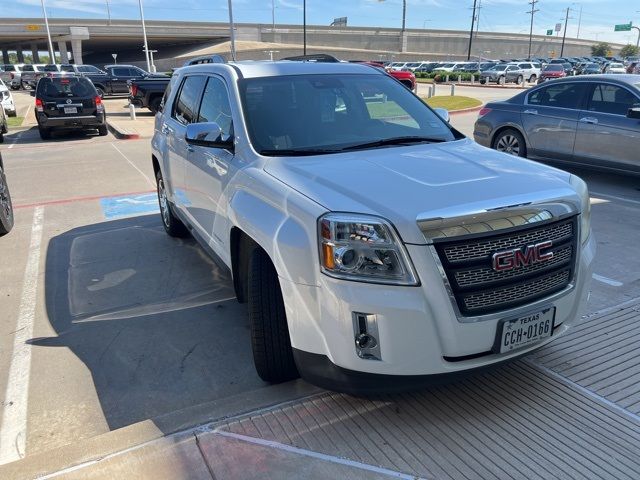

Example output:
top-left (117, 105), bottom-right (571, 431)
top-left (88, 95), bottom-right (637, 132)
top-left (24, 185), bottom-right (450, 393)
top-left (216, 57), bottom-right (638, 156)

top-left (1, 86), bottom-right (640, 478)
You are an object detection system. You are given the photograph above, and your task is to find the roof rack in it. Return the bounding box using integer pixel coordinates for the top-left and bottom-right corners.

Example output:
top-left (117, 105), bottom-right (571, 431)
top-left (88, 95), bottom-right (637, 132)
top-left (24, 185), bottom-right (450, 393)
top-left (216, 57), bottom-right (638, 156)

top-left (281, 54), bottom-right (341, 63)
top-left (183, 55), bottom-right (227, 67)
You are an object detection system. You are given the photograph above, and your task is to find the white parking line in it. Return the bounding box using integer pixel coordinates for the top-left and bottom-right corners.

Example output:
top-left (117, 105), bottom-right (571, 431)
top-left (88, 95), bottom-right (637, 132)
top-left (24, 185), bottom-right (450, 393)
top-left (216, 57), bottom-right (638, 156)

top-left (0, 206), bottom-right (44, 464)
top-left (110, 142), bottom-right (155, 188)
top-left (590, 191), bottom-right (640, 207)
top-left (214, 430), bottom-right (425, 479)
top-left (592, 273), bottom-right (623, 287)
top-left (7, 129), bottom-right (25, 149)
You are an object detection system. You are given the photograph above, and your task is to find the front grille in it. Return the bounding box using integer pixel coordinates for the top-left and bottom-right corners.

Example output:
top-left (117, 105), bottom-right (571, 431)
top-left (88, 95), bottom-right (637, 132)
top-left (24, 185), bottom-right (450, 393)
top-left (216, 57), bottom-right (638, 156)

top-left (433, 217), bottom-right (577, 315)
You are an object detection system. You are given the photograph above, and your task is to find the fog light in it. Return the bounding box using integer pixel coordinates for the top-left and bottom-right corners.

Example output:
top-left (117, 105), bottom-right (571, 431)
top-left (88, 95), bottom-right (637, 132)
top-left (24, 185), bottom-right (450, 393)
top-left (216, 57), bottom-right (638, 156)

top-left (353, 312), bottom-right (381, 361)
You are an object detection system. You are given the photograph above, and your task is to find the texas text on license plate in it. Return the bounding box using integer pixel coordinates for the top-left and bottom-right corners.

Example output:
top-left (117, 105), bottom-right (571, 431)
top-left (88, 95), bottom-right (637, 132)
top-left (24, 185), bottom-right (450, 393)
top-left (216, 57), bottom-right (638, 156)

top-left (64, 107), bottom-right (77, 114)
top-left (497, 307), bottom-right (555, 354)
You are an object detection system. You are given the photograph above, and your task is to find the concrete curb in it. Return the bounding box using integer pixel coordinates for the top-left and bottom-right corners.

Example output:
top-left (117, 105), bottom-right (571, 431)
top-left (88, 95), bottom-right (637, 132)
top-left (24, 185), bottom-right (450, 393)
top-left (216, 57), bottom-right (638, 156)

top-left (448, 104), bottom-right (484, 116)
top-left (107, 119), bottom-right (141, 140)
top-left (0, 380), bottom-right (321, 479)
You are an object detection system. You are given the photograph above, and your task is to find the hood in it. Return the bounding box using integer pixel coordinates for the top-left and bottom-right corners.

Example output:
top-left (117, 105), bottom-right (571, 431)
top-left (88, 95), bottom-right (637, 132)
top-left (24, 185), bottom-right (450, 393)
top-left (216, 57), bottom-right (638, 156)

top-left (264, 139), bottom-right (577, 244)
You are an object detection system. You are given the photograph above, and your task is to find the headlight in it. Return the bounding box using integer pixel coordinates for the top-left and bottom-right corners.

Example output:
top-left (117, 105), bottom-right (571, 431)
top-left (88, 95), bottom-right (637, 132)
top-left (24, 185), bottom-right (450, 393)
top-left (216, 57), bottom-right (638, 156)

top-left (318, 213), bottom-right (419, 286)
top-left (570, 174), bottom-right (591, 244)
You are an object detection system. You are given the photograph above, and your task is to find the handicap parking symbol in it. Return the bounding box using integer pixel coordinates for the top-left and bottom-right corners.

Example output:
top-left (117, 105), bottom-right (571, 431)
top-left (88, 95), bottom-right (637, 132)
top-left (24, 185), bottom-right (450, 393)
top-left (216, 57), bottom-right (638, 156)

top-left (100, 193), bottom-right (160, 219)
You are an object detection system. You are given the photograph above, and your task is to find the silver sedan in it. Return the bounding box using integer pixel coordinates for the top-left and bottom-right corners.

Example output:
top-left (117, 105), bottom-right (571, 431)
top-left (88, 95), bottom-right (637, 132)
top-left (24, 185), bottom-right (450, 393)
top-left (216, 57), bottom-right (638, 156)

top-left (473, 75), bottom-right (640, 174)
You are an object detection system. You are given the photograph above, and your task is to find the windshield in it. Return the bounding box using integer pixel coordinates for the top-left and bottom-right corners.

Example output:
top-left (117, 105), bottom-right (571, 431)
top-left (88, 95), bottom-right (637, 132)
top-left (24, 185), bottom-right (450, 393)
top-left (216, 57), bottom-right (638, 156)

top-left (240, 73), bottom-right (456, 155)
top-left (492, 65), bottom-right (508, 71)
top-left (610, 63), bottom-right (624, 68)
top-left (544, 65), bottom-right (563, 71)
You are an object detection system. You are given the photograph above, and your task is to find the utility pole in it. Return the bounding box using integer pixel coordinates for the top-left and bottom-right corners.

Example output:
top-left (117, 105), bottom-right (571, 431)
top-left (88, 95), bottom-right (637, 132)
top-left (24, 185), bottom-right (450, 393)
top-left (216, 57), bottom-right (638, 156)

top-left (402, 0), bottom-right (406, 32)
top-left (138, 0), bottom-right (151, 72)
top-left (303, 0), bottom-right (306, 55)
top-left (576, 4), bottom-right (582, 38)
top-left (560, 6), bottom-right (571, 58)
top-left (228, 0), bottom-right (236, 61)
top-left (475, 0), bottom-right (482, 39)
top-left (40, 0), bottom-right (55, 62)
top-left (271, 0), bottom-right (275, 32)
top-left (467, 0), bottom-right (478, 61)
top-left (527, 0), bottom-right (539, 60)
top-left (106, 0), bottom-right (111, 26)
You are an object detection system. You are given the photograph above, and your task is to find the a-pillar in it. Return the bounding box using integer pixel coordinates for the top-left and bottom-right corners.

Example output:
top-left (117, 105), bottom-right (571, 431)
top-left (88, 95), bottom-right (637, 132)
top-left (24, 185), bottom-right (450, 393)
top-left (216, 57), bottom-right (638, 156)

top-left (1, 50), bottom-right (10, 64)
top-left (31, 43), bottom-right (40, 63)
top-left (16, 47), bottom-right (25, 63)
top-left (57, 42), bottom-right (69, 64)
top-left (70, 39), bottom-right (83, 64)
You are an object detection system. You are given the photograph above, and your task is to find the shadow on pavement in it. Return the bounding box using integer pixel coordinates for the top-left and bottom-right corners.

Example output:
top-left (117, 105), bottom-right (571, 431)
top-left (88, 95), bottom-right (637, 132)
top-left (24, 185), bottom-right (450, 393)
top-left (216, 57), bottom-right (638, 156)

top-left (33, 214), bottom-right (265, 430)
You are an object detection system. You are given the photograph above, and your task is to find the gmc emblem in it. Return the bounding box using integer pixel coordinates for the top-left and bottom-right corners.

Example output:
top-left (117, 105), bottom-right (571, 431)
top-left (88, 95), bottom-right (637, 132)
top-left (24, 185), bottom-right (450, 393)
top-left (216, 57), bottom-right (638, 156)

top-left (492, 240), bottom-right (554, 272)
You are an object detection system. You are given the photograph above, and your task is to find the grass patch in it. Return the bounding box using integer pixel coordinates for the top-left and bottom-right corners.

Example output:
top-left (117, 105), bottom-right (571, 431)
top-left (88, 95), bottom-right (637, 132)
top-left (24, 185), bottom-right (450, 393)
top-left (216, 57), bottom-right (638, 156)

top-left (7, 116), bottom-right (24, 127)
top-left (416, 78), bottom-right (434, 83)
top-left (423, 96), bottom-right (482, 111)
top-left (366, 101), bottom-right (406, 118)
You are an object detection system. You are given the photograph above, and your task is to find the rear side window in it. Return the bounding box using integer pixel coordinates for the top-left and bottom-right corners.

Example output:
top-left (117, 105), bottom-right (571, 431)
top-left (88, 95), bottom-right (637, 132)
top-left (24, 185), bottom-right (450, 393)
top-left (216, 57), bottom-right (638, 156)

top-left (2, 65), bottom-right (15, 72)
top-left (197, 76), bottom-right (233, 137)
top-left (43, 65), bottom-right (58, 72)
top-left (528, 83), bottom-right (588, 109)
top-left (60, 65), bottom-right (75, 72)
top-left (588, 84), bottom-right (640, 115)
top-left (36, 77), bottom-right (97, 98)
top-left (78, 65), bottom-right (103, 73)
top-left (23, 65), bottom-right (34, 72)
top-left (112, 68), bottom-right (134, 77)
top-left (172, 75), bottom-right (207, 125)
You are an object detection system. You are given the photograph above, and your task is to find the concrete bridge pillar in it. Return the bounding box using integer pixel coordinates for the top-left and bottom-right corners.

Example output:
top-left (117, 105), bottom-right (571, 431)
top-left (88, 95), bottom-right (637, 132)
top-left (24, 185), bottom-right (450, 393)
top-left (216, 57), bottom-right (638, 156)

top-left (58, 42), bottom-right (70, 64)
top-left (31, 43), bottom-right (40, 63)
top-left (16, 48), bottom-right (25, 63)
top-left (1, 50), bottom-right (9, 65)
top-left (400, 31), bottom-right (408, 53)
top-left (71, 39), bottom-right (83, 64)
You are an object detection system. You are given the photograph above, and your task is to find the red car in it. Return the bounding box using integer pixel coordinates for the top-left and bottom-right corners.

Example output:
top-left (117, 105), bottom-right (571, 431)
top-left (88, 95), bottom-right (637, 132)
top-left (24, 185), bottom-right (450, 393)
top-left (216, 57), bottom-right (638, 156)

top-left (356, 61), bottom-right (417, 92)
top-left (537, 64), bottom-right (567, 83)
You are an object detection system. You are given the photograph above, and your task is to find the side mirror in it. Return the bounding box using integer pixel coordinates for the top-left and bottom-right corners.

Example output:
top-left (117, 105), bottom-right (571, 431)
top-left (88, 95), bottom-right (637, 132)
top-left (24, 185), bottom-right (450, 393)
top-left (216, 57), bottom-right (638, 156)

top-left (627, 107), bottom-right (640, 119)
top-left (185, 122), bottom-right (234, 150)
top-left (30, 91), bottom-right (36, 97)
top-left (434, 107), bottom-right (450, 123)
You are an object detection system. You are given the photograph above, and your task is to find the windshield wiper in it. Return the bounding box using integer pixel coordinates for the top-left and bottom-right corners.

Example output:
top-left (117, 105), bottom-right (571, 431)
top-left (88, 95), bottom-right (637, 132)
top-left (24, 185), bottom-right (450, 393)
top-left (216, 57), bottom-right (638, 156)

top-left (258, 148), bottom-right (341, 156)
top-left (338, 136), bottom-right (447, 152)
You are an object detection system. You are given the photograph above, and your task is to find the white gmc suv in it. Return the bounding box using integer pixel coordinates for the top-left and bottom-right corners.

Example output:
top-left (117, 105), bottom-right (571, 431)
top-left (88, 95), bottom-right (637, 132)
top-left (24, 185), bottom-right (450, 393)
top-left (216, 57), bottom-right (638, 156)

top-left (151, 60), bottom-right (595, 393)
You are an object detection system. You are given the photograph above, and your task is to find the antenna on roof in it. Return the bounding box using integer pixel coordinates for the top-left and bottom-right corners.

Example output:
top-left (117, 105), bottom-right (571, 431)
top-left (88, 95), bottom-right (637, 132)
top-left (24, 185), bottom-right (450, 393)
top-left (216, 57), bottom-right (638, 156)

top-left (228, 0), bottom-right (237, 61)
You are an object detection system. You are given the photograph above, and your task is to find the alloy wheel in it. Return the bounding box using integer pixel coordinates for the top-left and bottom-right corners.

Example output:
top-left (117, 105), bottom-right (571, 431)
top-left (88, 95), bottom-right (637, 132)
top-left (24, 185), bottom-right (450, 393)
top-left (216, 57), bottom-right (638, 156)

top-left (496, 135), bottom-right (520, 155)
top-left (157, 178), bottom-right (170, 228)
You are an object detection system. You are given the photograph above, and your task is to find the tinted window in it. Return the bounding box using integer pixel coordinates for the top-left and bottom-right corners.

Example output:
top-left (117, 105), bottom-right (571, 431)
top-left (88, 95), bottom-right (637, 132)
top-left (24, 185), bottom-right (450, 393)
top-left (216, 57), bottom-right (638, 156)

top-left (588, 84), bottom-right (640, 115)
top-left (36, 77), bottom-right (96, 98)
top-left (112, 68), bottom-right (133, 77)
top-left (43, 65), bottom-right (58, 72)
top-left (162, 74), bottom-right (179, 111)
top-left (528, 83), bottom-right (587, 109)
top-left (78, 65), bottom-right (103, 73)
top-left (198, 76), bottom-right (233, 137)
top-left (172, 75), bottom-right (207, 125)
top-left (2, 65), bottom-right (16, 72)
top-left (60, 65), bottom-right (75, 72)
top-left (23, 65), bottom-right (34, 72)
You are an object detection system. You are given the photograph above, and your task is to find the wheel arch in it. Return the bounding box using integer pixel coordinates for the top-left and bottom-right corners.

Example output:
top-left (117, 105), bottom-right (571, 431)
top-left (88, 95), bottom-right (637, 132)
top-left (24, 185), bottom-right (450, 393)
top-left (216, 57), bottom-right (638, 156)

top-left (490, 124), bottom-right (529, 152)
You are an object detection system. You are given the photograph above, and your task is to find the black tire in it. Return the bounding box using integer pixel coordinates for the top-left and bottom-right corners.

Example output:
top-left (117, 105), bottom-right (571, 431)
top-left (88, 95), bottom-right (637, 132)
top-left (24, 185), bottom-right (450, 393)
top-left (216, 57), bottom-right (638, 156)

top-left (516, 75), bottom-right (524, 85)
top-left (7, 110), bottom-right (17, 118)
top-left (148, 97), bottom-right (162, 114)
top-left (0, 131), bottom-right (3, 144)
top-left (39, 127), bottom-right (51, 140)
top-left (493, 129), bottom-right (527, 157)
top-left (529, 74), bottom-right (537, 83)
top-left (248, 248), bottom-right (299, 383)
top-left (98, 125), bottom-right (108, 136)
top-left (498, 76), bottom-right (505, 85)
top-left (95, 87), bottom-right (105, 98)
top-left (156, 170), bottom-right (189, 237)
top-left (0, 161), bottom-right (14, 236)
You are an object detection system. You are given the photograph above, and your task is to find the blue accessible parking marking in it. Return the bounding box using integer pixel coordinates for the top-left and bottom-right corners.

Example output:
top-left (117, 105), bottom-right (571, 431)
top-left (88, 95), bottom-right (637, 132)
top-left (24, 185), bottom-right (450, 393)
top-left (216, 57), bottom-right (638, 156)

top-left (100, 193), bottom-right (160, 219)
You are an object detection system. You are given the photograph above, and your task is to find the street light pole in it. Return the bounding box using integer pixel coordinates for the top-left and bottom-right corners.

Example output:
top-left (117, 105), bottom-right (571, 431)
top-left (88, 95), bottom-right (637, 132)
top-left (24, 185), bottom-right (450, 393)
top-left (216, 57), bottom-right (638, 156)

top-left (106, 0), bottom-right (111, 26)
top-left (228, 0), bottom-right (237, 61)
top-left (467, 0), bottom-right (478, 61)
top-left (40, 0), bottom-right (55, 62)
top-left (527, 0), bottom-right (539, 60)
top-left (303, 0), bottom-right (307, 55)
top-left (560, 7), bottom-right (571, 58)
top-left (138, 0), bottom-right (151, 72)
top-left (271, 0), bottom-right (275, 32)
top-left (632, 26), bottom-right (640, 48)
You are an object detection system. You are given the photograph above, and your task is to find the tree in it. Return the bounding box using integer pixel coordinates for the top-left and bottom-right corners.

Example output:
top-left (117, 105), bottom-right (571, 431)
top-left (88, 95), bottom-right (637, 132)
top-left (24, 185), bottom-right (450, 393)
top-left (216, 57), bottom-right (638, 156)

top-left (591, 42), bottom-right (611, 57)
top-left (619, 44), bottom-right (640, 58)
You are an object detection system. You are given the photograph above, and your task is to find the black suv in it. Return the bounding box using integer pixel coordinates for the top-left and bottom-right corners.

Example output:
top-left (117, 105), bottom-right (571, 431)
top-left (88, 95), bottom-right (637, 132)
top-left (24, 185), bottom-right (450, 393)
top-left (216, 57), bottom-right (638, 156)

top-left (34, 76), bottom-right (107, 140)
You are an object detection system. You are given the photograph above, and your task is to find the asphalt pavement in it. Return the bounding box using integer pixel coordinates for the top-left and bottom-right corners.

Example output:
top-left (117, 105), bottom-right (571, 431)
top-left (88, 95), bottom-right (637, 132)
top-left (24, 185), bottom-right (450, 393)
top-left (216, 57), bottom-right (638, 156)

top-left (0, 86), bottom-right (639, 479)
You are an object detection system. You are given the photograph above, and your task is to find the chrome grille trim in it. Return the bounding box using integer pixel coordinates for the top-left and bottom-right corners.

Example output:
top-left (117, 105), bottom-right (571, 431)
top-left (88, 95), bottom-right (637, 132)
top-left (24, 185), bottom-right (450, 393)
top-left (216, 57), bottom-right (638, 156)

top-left (444, 222), bottom-right (572, 263)
top-left (454, 245), bottom-right (572, 287)
top-left (431, 216), bottom-right (578, 317)
top-left (462, 270), bottom-right (571, 312)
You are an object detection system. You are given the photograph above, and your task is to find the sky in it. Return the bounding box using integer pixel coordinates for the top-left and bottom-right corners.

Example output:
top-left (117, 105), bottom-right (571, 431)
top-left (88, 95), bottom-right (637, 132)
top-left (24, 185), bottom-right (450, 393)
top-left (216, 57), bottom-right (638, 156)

top-left (4, 0), bottom-right (640, 45)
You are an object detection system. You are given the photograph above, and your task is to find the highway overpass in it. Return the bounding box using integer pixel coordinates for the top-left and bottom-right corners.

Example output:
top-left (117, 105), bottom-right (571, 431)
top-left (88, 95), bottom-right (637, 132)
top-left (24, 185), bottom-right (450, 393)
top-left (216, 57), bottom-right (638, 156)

top-left (0, 18), bottom-right (625, 67)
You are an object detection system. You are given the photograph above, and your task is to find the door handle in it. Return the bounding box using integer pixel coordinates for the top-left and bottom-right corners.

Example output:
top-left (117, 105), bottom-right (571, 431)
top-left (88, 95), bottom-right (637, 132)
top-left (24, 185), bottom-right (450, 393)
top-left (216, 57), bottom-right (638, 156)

top-left (186, 145), bottom-right (195, 153)
top-left (161, 124), bottom-right (173, 135)
top-left (523, 109), bottom-right (538, 115)
top-left (579, 117), bottom-right (598, 124)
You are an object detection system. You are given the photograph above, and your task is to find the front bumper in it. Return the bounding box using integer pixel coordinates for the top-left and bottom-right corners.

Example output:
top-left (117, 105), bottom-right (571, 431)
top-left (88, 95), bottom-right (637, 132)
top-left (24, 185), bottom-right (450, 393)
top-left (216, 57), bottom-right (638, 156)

top-left (38, 113), bottom-right (106, 128)
top-left (285, 232), bottom-right (595, 390)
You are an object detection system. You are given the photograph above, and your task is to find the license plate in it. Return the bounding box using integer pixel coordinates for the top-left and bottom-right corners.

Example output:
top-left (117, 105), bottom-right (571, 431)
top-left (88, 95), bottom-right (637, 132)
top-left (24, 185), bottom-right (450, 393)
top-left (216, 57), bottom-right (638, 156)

top-left (64, 107), bottom-right (78, 114)
top-left (497, 307), bottom-right (555, 354)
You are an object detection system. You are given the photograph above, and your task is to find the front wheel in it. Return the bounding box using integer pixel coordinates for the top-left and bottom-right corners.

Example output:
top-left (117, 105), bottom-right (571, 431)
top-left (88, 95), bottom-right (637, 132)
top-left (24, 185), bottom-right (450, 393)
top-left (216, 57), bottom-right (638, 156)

top-left (0, 164), bottom-right (14, 236)
top-left (156, 170), bottom-right (189, 237)
top-left (516, 75), bottom-right (524, 85)
top-left (98, 125), bottom-right (108, 136)
top-left (498, 76), bottom-right (505, 85)
top-left (529, 74), bottom-right (537, 83)
top-left (148, 97), bottom-right (162, 114)
top-left (248, 248), bottom-right (299, 383)
top-left (493, 129), bottom-right (527, 157)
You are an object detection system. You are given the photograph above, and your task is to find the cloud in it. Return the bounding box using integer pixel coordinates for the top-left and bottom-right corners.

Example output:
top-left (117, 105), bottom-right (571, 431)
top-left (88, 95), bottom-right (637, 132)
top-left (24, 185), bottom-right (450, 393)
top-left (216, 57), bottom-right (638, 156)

top-left (278, 0), bottom-right (302, 11)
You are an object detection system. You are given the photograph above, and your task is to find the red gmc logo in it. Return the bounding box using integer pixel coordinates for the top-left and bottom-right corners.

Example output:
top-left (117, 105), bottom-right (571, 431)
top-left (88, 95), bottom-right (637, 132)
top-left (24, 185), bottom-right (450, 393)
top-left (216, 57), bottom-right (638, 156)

top-left (491, 240), bottom-right (554, 272)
